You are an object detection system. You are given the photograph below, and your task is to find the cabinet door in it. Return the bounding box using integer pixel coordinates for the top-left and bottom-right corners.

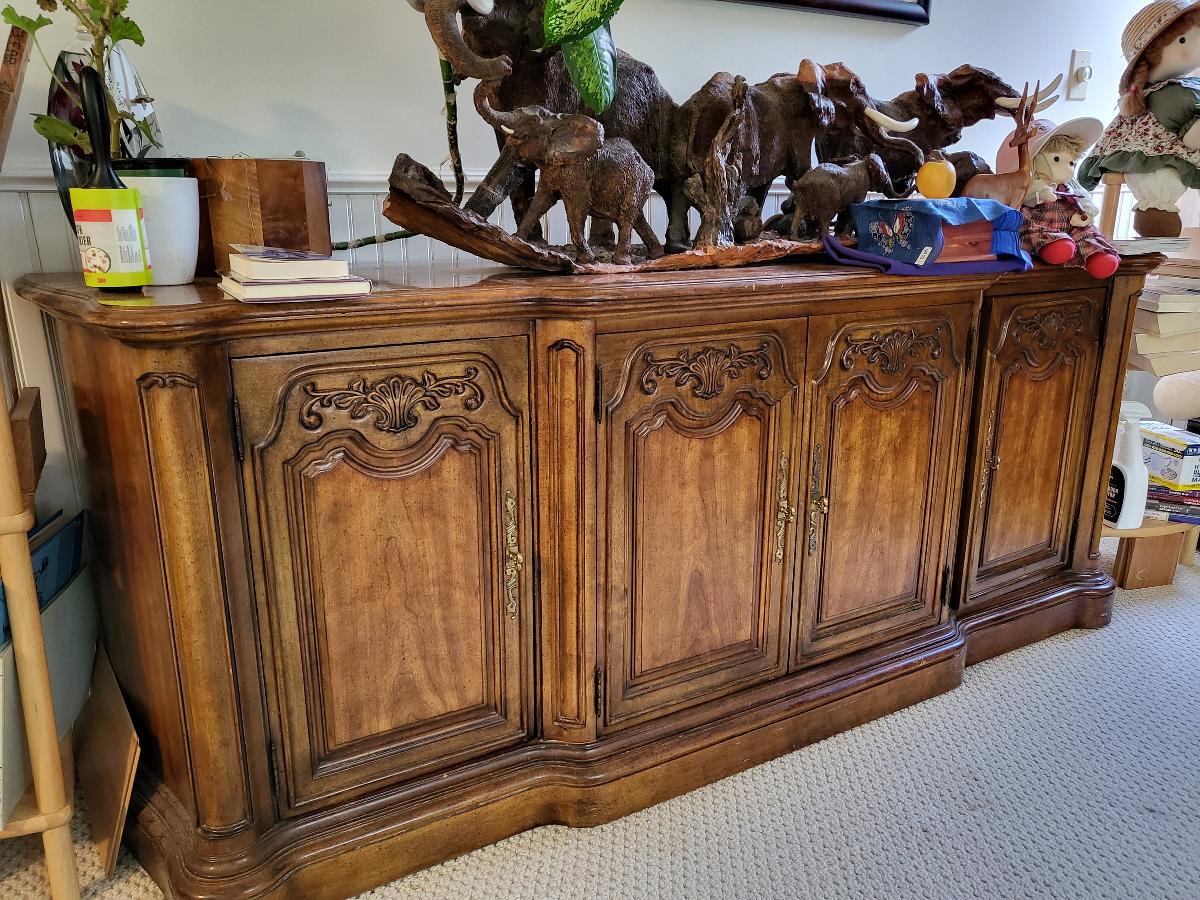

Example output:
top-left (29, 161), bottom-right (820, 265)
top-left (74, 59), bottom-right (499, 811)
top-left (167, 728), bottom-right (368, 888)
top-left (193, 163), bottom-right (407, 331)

top-left (599, 322), bottom-right (805, 730)
top-left (233, 337), bottom-right (531, 815)
top-left (962, 293), bottom-right (1103, 603)
top-left (795, 305), bottom-right (972, 665)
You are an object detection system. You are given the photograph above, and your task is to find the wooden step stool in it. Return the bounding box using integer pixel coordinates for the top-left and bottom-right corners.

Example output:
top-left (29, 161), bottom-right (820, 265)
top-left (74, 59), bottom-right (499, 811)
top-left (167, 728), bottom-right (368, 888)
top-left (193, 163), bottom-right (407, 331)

top-left (1104, 518), bottom-right (1200, 590)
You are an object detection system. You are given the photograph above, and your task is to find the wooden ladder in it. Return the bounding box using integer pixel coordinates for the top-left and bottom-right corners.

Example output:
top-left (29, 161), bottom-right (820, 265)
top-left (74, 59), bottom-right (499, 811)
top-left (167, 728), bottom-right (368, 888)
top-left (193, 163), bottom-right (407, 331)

top-left (0, 388), bottom-right (80, 898)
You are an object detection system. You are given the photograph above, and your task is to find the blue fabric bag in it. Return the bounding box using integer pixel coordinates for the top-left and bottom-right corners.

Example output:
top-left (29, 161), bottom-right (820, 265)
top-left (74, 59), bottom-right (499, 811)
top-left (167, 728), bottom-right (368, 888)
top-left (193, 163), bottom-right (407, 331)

top-left (825, 198), bottom-right (1032, 276)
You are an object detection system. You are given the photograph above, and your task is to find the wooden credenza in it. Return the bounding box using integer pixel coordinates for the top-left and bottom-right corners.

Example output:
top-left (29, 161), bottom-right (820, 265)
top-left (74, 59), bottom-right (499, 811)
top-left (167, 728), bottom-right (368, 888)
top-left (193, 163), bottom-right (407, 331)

top-left (19, 258), bottom-right (1155, 898)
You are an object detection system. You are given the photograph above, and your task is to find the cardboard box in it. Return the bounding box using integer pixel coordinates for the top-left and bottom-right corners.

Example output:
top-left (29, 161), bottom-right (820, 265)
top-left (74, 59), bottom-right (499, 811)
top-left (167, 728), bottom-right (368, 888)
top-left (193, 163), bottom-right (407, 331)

top-left (0, 566), bottom-right (96, 826)
top-left (188, 158), bottom-right (332, 274)
top-left (1141, 421), bottom-right (1200, 492)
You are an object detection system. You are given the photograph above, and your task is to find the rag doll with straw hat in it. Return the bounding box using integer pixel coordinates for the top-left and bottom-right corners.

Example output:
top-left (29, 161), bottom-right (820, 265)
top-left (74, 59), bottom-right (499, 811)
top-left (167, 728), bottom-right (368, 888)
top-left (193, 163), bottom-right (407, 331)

top-left (1080, 0), bottom-right (1200, 237)
top-left (999, 117), bottom-right (1121, 278)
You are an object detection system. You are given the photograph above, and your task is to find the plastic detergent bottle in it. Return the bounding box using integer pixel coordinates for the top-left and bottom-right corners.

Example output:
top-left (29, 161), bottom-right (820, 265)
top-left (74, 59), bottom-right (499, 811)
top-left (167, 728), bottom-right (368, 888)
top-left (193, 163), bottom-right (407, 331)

top-left (1104, 401), bottom-right (1151, 530)
top-left (68, 66), bottom-right (151, 291)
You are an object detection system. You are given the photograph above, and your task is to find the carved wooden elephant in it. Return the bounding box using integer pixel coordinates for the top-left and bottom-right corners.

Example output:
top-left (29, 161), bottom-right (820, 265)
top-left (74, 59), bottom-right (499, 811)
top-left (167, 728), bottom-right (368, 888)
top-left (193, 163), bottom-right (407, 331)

top-left (478, 95), bottom-right (664, 266)
top-left (788, 153), bottom-right (910, 239)
top-left (407, 0), bottom-right (677, 242)
top-left (668, 61), bottom-right (923, 252)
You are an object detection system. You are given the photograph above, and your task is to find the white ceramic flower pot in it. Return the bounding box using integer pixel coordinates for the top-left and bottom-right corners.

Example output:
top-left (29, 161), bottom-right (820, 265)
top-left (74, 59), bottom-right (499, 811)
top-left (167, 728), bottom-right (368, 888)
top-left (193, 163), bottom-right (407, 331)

top-left (123, 176), bottom-right (200, 286)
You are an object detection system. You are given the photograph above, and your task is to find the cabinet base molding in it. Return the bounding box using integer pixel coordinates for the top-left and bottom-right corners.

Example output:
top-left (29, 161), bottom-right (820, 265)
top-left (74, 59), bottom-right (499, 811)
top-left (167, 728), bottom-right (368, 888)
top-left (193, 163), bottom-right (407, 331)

top-left (130, 570), bottom-right (1113, 900)
top-left (959, 570), bottom-right (1115, 666)
top-left (126, 623), bottom-right (967, 899)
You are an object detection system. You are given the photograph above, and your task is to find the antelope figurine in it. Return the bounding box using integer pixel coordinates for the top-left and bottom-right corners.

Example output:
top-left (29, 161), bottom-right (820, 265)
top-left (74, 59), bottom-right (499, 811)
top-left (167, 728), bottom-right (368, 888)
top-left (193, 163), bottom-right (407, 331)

top-left (961, 82), bottom-right (1040, 208)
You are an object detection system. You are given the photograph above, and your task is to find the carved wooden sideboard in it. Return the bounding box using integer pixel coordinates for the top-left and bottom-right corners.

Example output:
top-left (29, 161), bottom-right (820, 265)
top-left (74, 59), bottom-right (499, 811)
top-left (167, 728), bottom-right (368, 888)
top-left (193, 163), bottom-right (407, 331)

top-left (18, 257), bottom-right (1156, 898)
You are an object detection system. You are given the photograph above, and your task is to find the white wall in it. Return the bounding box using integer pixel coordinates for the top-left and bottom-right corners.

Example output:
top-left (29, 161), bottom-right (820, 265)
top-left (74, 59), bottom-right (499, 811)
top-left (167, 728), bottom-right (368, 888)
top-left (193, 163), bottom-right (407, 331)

top-left (0, 0), bottom-right (1154, 183)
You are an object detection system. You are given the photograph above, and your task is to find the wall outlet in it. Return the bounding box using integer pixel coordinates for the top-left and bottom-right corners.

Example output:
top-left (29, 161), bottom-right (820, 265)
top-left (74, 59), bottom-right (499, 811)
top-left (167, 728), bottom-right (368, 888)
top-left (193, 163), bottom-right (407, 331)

top-left (1068, 50), bottom-right (1093, 101)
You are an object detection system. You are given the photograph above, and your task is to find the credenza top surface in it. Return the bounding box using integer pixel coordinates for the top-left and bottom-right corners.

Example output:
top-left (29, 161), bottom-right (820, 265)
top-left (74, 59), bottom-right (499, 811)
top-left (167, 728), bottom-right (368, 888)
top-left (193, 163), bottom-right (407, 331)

top-left (17, 256), bottom-right (1161, 346)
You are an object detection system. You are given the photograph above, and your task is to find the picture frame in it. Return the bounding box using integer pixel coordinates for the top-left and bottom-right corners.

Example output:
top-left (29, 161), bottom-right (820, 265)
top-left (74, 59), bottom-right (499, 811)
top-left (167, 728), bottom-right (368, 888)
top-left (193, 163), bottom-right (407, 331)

top-left (747, 0), bottom-right (932, 25)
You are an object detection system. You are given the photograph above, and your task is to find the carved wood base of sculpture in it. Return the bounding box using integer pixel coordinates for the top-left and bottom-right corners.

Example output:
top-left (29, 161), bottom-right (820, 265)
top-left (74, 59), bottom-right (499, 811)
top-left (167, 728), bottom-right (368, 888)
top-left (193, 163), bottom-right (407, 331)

top-left (385, 155), bottom-right (849, 274)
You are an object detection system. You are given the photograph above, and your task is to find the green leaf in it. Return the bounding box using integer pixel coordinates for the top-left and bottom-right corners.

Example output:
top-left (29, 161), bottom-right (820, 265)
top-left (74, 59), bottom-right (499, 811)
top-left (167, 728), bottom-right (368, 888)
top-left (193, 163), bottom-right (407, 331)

top-left (108, 14), bottom-right (143, 45)
top-left (544, 0), bottom-right (623, 48)
top-left (133, 116), bottom-right (160, 148)
top-left (2, 6), bottom-right (52, 35)
top-left (562, 25), bottom-right (616, 116)
top-left (32, 113), bottom-right (91, 152)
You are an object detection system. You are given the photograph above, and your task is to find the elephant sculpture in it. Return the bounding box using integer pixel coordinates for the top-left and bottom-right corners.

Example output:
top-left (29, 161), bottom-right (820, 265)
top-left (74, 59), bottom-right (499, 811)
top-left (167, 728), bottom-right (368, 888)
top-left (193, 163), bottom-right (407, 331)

top-left (786, 153), bottom-right (912, 239)
top-left (815, 65), bottom-right (1062, 194)
top-left (477, 93), bottom-right (663, 266)
top-left (406, 0), bottom-right (677, 240)
top-left (668, 60), bottom-right (924, 252)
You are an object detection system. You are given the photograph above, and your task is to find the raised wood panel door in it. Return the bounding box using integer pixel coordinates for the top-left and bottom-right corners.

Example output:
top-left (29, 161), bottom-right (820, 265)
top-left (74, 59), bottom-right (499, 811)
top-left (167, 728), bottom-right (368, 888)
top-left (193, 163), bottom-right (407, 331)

top-left (795, 304), bottom-right (973, 666)
top-left (963, 293), bottom-right (1103, 604)
top-left (233, 337), bottom-right (531, 816)
top-left (599, 322), bottom-right (806, 730)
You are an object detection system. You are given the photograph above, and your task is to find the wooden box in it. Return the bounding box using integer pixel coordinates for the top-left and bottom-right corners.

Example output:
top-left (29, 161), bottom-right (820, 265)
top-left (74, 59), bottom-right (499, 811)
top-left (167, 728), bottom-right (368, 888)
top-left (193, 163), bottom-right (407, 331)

top-left (188, 158), bottom-right (332, 274)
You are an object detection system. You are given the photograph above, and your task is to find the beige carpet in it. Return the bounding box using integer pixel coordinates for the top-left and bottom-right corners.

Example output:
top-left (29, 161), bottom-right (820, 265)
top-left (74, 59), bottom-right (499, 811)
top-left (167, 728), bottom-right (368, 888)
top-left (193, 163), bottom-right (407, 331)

top-left (2, 540), bottom-right (1197, 899)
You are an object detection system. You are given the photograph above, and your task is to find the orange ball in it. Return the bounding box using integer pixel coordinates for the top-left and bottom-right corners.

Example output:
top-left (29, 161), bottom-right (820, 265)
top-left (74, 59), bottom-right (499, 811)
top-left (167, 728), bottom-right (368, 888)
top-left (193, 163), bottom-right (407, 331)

top-left (917, 158), bottom-right (957, 199)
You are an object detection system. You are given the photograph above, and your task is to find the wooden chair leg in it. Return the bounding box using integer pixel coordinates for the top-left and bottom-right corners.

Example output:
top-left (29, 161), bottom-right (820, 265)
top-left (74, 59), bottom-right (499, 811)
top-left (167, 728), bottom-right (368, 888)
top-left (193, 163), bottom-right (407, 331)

top-left (1099, 173), bottom-right (1124, 238)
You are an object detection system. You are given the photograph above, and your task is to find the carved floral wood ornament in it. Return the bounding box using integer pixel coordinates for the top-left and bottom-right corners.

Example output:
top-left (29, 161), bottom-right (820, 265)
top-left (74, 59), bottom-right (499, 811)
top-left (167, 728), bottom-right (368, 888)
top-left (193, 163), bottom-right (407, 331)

top-left (839, 326), bottom-right (945, 375)
top-left (640, 343), bottom-right (773, 400)
top-left (301, 369), bottom-right (485, 434)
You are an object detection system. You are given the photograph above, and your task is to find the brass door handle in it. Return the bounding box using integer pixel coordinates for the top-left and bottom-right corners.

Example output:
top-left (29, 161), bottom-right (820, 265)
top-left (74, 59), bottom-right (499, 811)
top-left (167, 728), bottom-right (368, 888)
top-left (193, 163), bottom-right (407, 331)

top-left (978, 411), bottom-right (998, 511)
top-left (807, 444), bottom-right (829, 557)
top-left (775, 452), bottom-right (797, 563)
top-left (503, 491), bottom-right (523, 620)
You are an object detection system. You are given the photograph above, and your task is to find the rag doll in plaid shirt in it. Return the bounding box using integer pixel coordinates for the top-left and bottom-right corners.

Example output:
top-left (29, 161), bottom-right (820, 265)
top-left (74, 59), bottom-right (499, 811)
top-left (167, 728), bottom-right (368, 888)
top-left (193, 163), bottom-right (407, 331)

top-left (1022, 134), bottom-right (1121, 279)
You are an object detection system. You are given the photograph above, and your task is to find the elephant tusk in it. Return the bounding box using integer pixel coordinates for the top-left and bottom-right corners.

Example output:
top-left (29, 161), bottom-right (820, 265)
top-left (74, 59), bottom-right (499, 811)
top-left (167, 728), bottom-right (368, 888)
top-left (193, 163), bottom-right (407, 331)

top-left (1035, 95), bottom-right (1060, 113)
top-left (997, 75), bottom-right (1063, 110)
top-left (406, 0), bottom-right (426, 10)
top-left (499, 124), bottom-right (515, 135)
top-left (1037, 74), bottom-right (1064, 101)
top-left (465, 0), bottom-right (495, 12)
top-left (865, 107), bottom-right (918, 133)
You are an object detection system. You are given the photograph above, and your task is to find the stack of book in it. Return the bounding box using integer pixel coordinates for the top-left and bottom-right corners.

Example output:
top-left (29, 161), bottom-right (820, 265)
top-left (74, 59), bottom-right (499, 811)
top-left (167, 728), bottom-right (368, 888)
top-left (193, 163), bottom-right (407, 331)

top-left (218, 245), bottom-right (371, 303)
top-left (1129, 273), bottom-right (1200, 375)
top-left (1142, 420), bottom-right (1200, 526)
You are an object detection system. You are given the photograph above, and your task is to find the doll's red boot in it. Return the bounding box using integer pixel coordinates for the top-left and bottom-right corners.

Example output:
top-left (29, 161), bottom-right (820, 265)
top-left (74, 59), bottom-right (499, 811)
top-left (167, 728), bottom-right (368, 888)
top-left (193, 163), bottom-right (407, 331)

top-left (1038, 239), bottom-right (1076, 265)
top-left (1085, 252), bottom-right (1120, 279)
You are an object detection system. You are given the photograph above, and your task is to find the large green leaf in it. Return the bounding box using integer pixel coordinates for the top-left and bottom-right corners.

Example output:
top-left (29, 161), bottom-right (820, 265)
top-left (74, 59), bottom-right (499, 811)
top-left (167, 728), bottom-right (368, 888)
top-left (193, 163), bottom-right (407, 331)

top-left (108, 14), bottom-right (144, 45)
top-left (32, 113), bottom-right (91, 152)
top-left (562, 25), bottom-right (616, 116)
top-left (544, 0), bottom-right (623, 49)
top-left (2, 6), bottom-right (52, 35)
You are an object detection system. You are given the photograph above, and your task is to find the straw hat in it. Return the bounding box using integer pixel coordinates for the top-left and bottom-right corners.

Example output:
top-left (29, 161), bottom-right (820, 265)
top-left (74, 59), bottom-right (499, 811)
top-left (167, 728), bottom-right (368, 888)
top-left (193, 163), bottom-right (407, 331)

top-left (995, 118), bottom-right (1104, 175)
top-left (1120, 0), bottom-right (1200, 92)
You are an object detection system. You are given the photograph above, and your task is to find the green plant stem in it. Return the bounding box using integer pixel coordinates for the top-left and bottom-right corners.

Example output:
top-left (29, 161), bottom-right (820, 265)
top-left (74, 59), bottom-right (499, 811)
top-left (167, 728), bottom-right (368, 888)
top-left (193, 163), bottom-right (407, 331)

top-left (332, 58), bottom-right (466, 252)
top-left (28, 34), bottom-right (72, 98)
top-left (333, 230), bottom-right (417, 251)
top-left (440, 56), bottom-right (465, 206)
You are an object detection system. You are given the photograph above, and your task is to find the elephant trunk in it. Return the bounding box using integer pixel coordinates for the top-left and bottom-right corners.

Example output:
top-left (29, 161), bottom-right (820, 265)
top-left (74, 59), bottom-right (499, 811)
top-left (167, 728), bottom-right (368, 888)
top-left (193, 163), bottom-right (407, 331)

top-left (866, 155), bottom-right (911, 199)
top-left (424, 0), bottom-right (512, 82)
top-left (475, 86), bottom-right (520, 134)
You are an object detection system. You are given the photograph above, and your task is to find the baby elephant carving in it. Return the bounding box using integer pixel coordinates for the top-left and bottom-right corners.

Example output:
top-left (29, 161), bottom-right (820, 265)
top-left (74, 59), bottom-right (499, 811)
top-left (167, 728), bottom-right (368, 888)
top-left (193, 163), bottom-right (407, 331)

top-left (789, 153), bottom-right (910, 239)
top-left (478, 92), bottom-right (663, 265)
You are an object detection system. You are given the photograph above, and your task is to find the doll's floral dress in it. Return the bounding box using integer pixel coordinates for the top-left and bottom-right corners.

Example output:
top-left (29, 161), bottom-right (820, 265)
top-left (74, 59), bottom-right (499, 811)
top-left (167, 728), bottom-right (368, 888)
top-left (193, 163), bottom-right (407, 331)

top-left (1080, 77), bottom-right (1200, 198)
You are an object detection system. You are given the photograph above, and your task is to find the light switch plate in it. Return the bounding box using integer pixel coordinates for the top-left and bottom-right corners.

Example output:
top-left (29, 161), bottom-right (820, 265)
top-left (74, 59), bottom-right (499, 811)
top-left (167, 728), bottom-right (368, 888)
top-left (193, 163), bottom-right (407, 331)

top-left (1068, 50), bottom-right (1092, 101)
